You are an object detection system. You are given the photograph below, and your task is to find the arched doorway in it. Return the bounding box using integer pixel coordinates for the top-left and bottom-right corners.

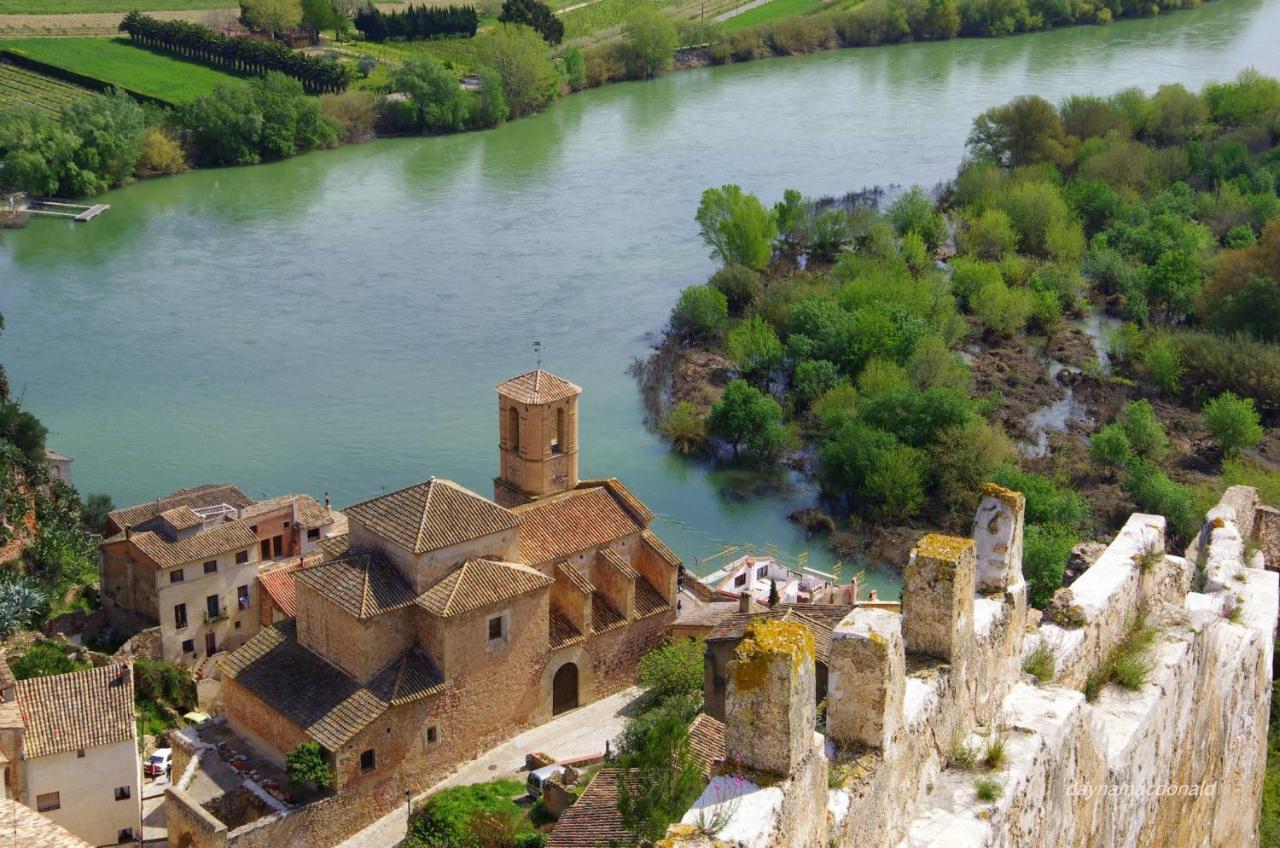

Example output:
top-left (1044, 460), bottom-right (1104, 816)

top-left (552, 662), bottom-right (579, 715)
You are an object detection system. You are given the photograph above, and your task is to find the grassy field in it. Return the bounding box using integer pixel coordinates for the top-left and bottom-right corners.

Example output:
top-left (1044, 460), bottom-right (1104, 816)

top-left (0, 37), bottom-right (244, 103)
top-left (0, 0), bottom-right (229, 12)
top-left (721, 0), bottom-right (824, 29)
top-left (0, 58), bottom-right (92, 117)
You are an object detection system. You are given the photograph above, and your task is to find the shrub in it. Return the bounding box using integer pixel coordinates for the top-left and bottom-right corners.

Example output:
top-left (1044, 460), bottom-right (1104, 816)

top-left (865, 443), bottom-right (927, 519)
top-left (10, 641), bottom-right (87, 680)
top-left (671, 285), bottom-right (728, 343)
top-left (563, 46), bottom-right (586, 90)
top-left (971, 279), bottom-right (1033, 336)
top-left (974, 778), bottom-right (1003, 802)
top-left (948, 257), bottom-right (1003, 309)
top-left (178, 73), bottom-right (339, 166)
top-left (659, 401), bottom-right (707, 455)
top-left (480, 24), bottom-right (559, 117)
top-left (1202, 391), bottom-right (1263, 457)
top-left (707, 380), bottom-right (785, 461)
top-left (1023, 642), bottom-right (1055, 684)
top-left (767, 16), bottom-right (835, 55)
top-left (696, 185), bottom-right (777, 270)
top-left (709, 265), bottom-right (763, 314)
top-left (318, 91), bottom-right (378, 143)
top-left (1174, 330), bottom-right (1280, 411)
top-left (1119, 400), bottom-right (1168, 462)
top-left (468, 68), bottom-right (510, 129)
top-left (287, 742), bottom-right (334, 789)
top-left (396, 57), bottom-right (470, 133)
top-left (1089, 422), bottom-right (1133, 473)
top-left (886, 186), bottom-right (946, 252)
top-left (621, 7), bottom-right (678, 78)
top-left (793, 360), bottom-right (841, 409)
top-left (991, 467), bottom-right (1088, 528)
top-left (1023, 523), bottom-right (1077, 609)
top-left (1142, 338), bottom-right (1184, 395)
top-left (0, 575), bottom-right (47, 640)
top-left (956, 207), bottom-right (1017, 260)
top-left (135, 126), bottom-right (187, 176)
top-left (1125, 460), bottom-right (1195, 542)
top-left (727, 316), bottom-right (783, 379)
top-left (637, 638), bottom-right (704, 706)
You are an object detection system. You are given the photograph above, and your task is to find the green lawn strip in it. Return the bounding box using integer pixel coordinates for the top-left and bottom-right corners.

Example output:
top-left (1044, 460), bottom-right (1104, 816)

top-left (0, 37), bottom-right (246, 103)
top-left (0, 61), bottom-right (92, 116)
top-left (721, 0), bottom-right (824, 30)
top-left (560, 0), bottom-right (677, 40)
top-left (0, 0), bottom-right (229, 13)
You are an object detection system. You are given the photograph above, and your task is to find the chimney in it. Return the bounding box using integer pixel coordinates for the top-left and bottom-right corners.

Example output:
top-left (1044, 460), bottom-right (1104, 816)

top-left (124, 525), bottom-right (132, 540)
top-left (738, 592), bottom-right (751, 613)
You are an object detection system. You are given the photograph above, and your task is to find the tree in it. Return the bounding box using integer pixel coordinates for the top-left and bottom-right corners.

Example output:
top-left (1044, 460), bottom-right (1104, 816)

top-left (479, 24), bottom-right (558, 117)
top-left (707, 380), bottom-right (784, 461)
top-left (637, 639), bottom-right (704, 706)
top-left (709, 264), bottom-right (762, 314)
top-left (301, 0), bottom-right (340, 35)
top-left (286, 741), bottom-right (334, 789)
top-left (819, 419), bottom-right (896, 495)
top-left (395, 57), bottom-right (469, 133)
top-left (773, 188), bottom-right (807, 257)
top-left (0, 399), bottom-right (48, 466)
top-left (1144, 250), bottom-right (1201, 323)
top-left (0, 107), bottom-right (85, 197)
top-left (957, 207), bottom-right (1018, 260)
top-left (695, 185), bottom-right (778, 270)
top-left (1089, 423), bottom-right (1132, 476)
top-left (726, 316), bottom-right (782, 381)
top-left (468, 67), bottom-right (510, 129)
top-left (865, 443), bottom-right (927, 519)
top-left (885, 186), bottom-right (946, 252)
top-left (1120, 400), bottom-right (1168, 463)
top-left (81, 493), bottom-right (115, 535)
top-left (1023, 523), bottom-right (1077, 608)
top-left (563, 46), bottom-right (586, 90)
top-left (768, 578), bottom-right (780, 607)
top-left (1202, 392), bottom-right (1263, 457)
top-left (60, 89), bottom-right (146, 194)
top-left (615, 704), bottom-right (703, 843)
top-left (658, 401), bottom-right (707, 455)
top-left (621, 7), bottom-right (677, 79)
top-left (240, 0), bottom-right (303, 35)
top-left (670, 285), bottom-right (727, 343)
top-left (793, 360), bottom-right (840, 408)
top-left (499, 0), bottom-right (563, 44)
top-left (967, 94), bottom-right (1075, 168)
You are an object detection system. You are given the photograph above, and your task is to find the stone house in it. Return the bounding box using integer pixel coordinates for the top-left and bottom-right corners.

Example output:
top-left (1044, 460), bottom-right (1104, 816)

top-left (44, 449), bottom-right (73, 487)
top-left (99, 487), bottom-right (341, 666)
top-left (0, 662), bottom-right (141, 846)
top-left (178, 370), bottom-right (680, 847)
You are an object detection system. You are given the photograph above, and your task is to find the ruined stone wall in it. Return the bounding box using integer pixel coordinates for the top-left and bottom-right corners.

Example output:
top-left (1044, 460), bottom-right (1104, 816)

top-left (662, 485), bottom-right (1277, 848)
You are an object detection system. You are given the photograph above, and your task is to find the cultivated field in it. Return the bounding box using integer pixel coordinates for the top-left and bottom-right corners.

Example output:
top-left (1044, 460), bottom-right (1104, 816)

top-left (0, 58), bottom-right (92, 117)
top-left (0, 37), bottom-right (245, 103)
top-left (721, 0), bottom-right (824, 29)
top-left (0, 0), bottom-right (227, 12)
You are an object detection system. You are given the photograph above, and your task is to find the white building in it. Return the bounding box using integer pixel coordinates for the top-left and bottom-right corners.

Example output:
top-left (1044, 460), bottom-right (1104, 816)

top-left (5, 663), bottom-right (141, 846)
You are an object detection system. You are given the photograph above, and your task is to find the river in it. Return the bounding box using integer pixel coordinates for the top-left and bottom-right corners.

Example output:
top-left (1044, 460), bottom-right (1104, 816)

top-left (2, 0), bottom-right (1278, 595)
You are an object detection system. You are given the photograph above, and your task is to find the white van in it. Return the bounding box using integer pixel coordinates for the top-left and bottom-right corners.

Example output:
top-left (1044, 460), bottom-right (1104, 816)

top-left (526, 764), bottom-right (567, 798)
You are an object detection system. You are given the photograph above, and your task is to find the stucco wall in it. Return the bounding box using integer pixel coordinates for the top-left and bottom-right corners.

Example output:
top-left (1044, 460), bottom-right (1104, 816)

top-left (24, 738), bottom-right (141, 846)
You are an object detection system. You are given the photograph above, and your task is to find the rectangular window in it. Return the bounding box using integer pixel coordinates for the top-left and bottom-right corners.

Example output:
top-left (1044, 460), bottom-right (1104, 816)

top-left (236, 550), bottom-right (249, 565)
top-left (426, 726), bottom-right (438, 744)
top-left (237, 585), bottom-right (250, 611)
top-left (757, 565), bottom-right (768, 578)
top-left (118, 828), bottom-right (134, 844)
top-left (174, 603), bottom-right (187, 630)
top-left (360, 749), bottom-right (375, 772)
top-left (204, 560), bottom-right (218, 574)
top-left (272, 535), bottom-right (283, 558)
top-left (115, 786), bottom-right (131, 801)
top-left (170, 569), bottom-right (184, 584)
top-left (206, 594), bottom-right (220, 617)
top-left (182, 639), bottom-right (195, 654)
top-left (36, 792), bottom-right (60, 812)
top-left (283, 520), bottom-right (291, 528)
top-left (487, 614), bottom-right (505, 642)
top-left (734, 573), bottom-right (747, 588)
top-left (76, 749), bottom-right (85, 759)
top-left (307, 528), bottom-right (320, 541)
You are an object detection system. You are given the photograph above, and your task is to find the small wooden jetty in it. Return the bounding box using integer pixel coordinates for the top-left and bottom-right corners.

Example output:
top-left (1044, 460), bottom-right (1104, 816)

top-left (28, 199), bottom-right (110, 222)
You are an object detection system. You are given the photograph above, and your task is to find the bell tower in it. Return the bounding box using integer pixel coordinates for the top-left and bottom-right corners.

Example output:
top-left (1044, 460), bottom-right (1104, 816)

top-left (494, 370), bottom-right (582, 507)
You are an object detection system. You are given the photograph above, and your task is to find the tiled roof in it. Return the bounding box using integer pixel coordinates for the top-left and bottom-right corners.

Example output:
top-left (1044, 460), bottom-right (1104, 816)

top-left (495, 370), bottom-right (582, 404)
top-left (547, 769), bottom-right (638, 848)
top-left (578, 479), bottom-right (656, 525)
top-left (707, 604), bottom-right (855, 664)
top-left (15, 663), bottom-right (135, 759)
top-left (242, 494), bottom-right (335, 530)
top-left (295, 551), bottom-right (417, 620)
top-left (220, 621), bottom-right (444, 750)
top-left (634, 578), bottom-right (670, 619)
top-left (549, 608), bottom-right (584, 649)
top-left (674, 600), bottom-right (740, 629)
top-left (641, 529), bottom-right (682, 568)
top-left (416, 559), bottom-right (552, 618)
top-left (345, 479), bottom-right (519, 555)
top-left (108, 484), bottom-right (253, 531)
top-left (591, 593), bottom-right (625, 633)
top-left (0, 798), bottom-right (92, 847)
top-left (514, 487), bottom-right (644, 565)
top-left (0, 653), bottom-right (15, 691)
top-left (258, 562), bottom-right (306, 618)
top-left (555, 562), bottom-right (594, 595)
top-left (317, 533), bottom-right (351, 560)
top-left (689, 713), bottom-right (726, 777)
top-left (127, 519), bottom-right (259, 570)
top-left (160, 506), bottom-right (202, 531)
top-left (598, 548), bottom-right (638, 580)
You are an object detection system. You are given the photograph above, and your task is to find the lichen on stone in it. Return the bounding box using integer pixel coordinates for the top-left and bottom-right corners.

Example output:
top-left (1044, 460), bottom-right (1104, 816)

top-left (915, 533), bottom-right (975, 564)
top-left (980, 482), bottom-right (1024, 509)
top-left (731, 619), bottom-right (815, 692)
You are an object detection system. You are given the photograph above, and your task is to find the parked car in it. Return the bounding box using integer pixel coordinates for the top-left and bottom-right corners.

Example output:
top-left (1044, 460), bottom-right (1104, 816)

top-left (526, 764), bottom-right (566, 798)
top-left (145, 748), bottom-right (172, 778)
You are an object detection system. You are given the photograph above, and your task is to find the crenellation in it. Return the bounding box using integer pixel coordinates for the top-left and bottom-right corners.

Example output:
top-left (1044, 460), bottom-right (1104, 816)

top-left (903, 534), bottom-right (976, 666)
top-left (724, 620), bottom-right (816, 778)
top-left (826, 609), bottom-right (904, 750)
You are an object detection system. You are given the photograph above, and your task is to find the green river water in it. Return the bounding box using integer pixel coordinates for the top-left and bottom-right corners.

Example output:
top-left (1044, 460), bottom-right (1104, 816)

top-left (3, 0), bottom-right (1279, 592)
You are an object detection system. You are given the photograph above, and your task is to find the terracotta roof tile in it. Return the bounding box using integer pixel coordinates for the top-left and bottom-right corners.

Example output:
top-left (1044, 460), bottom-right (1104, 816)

top-left (108, 484), bottom-right (253, 531)
top-left (495, 370), bottom-right (582, 404)
top-left (242, 494), bottom-right (334, 530)
top-left (345, 479), bottom-right (519, 555)
top-left (634, 578), bottom-right (670, 619)
top-left (15, 663), bottom-right (135, 759)
top-left (159, 506), bottom-right (202, 531)
top-left (416, 559), bottom-right (552, 617)
top-left (127, 519), bottom-right (259, 570)
top-left (0, 798), bottom-right (92, 847)
top-left (547, 769), bottom-right (638, 848)
top-left (258, 562), bottom-right (306, 618)
top-left (554, 562), bottom-right (594, 596)
top-left (591, 593), bottom-right (625, 633)
top-left (641, 529), bottom-right (682, 568)
top-left (514, 488), bottom-right (643, 565)
top-left (317, 534), bottom-right (351, 560)
top-left (689, 713), bottom-right (726, 777)
top-left (220, 621), bottom-right (443, 750)
top-left (578, 478), bottom-right (656, 525)
top-left (295, 551), bottom-right (417, 620)
top-left (549, 608), bottom-right (584, 649)
top-left (598, 548), bottom-right (638, 580)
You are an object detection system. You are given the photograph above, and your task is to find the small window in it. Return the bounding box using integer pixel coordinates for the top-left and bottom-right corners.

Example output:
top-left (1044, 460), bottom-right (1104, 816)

top-left (235, 550), bottom-right (249, 565)
top-left (117, 828), bottom-right (133, 844)
top-left (237, 585), bottom-right (250, 611)
top-left (426, 726), bottom-right (438, 744)
top-left (307, 528), bottom-right (320, 541)
top-left (76, 749), bottom-right (85, 759)
top-left (170, 569), bottom-right (184, 584)
top-left (174, 603), bottom-right (188, 630)
top-left (360, 749), bottom-right (375, 772)
top-left (249, 525), bottom-right (258, 533)
top-left (115, 785), bottom-right (131, 801)
top-left (757, 565), bottom-right (768, 579)
top-left (36, 792), bottom-right (60, 812)
top-left (283, 520), bottom-right (291, 528)
top-left (487, 615), bottom-right (505, 642)
top-left (734, 573), bottom-right (747, 588)
top-left (182, 639), bottom-right (195, 654)
top-left (204, 560), bottom-right (218, 574)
